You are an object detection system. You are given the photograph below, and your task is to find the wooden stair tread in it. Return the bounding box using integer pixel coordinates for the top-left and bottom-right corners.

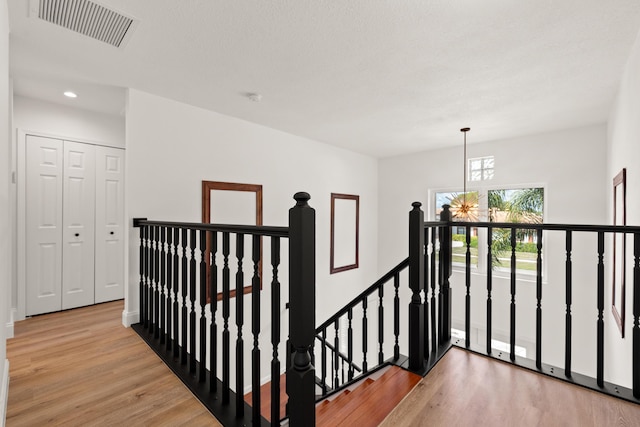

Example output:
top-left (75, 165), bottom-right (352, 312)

top-left (317, 366), bottom-right (422, 427)
top-left (243, 373), bottom-right (287, 422)
top-left (315, 379), bottom-right (374, 418)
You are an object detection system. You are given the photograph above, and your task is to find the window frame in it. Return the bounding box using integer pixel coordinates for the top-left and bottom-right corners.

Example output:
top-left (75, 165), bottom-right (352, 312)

top-left (429, 183), bottom-right (547, 282)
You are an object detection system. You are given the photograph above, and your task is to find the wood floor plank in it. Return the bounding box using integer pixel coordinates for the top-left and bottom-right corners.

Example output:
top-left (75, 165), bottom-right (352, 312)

top-left (6, 301), bottom-right (221, 427)
top-left (381, 347), bottom-right (640, 427)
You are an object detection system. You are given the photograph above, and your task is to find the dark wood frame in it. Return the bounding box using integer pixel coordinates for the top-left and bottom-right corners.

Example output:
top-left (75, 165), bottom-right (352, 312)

top-left (330, 193), bottom-right (359, 274)
top-left (612, 168), bottom-right (626, 338)
top-left (202, 181), bottom-right (263, 301)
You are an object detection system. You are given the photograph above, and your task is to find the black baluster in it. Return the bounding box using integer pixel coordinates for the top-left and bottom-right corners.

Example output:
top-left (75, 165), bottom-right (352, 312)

top-left (334, 320), bottom-right (340, 389)
top-left (149, 226), bottom-right (156, 334)
top-left (235, 233), bottom-right (245, 417)
top-left (408, 202), bottom-right (425, 370)
top-left (140, 225), bottom-right (147, 329)
top-left (222, 232), bottom-right (230, 404)
top-left (154, 226), bottom-right (160, 338)
top-left (536, 228), bottom-right (543, 369)
top-left (189, 229), bottom-right (197, 374)
top-left (633, 233), bottom-right (639, 398)
top-left (487, 227), bottom-right (493, 355)
top-left (199, 230), bottom-right (207, 383)
top-left (378, 286), bottom-right (384, 365)
top-left (181, 228), bottom-right (188, 365)
top-left (362, 298), bottom-right (368, 373)
top-left (173, 228), bottom-right (180, 359)
top-left (565, 230), bottom-right (572, 377)
top-left (597, 231), bottom-right (605, 387)
top-left (510, 228), bottom-right (517, 362)
top-left (430, 228), bottom-right (437, 353)
top-left (348, 308), bottom-right (354, 380)
top-left (423, 228), bottom-right (430, 356)
top-left (271, 237), bottom-right (281, 421)
top-left (166, 227), bottom-right (173, 352)
top-left (209, 231), bottom-right (218, 392)
top-left (160, 227), bottom-right (166, 344)
top-left (251, 235), bottom-right (261, 425)
top-left (465, 225), bottom-right (471, 349)
top-left (394, 273), bottom-right (400, 360)
top-left (321, 329), bottom-right (327, 395)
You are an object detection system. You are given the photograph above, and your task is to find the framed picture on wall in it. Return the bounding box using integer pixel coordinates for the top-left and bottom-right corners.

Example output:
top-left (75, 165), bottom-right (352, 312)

top-left (612, 168), bottom-right (626, 338)
top-left (330, 193), bottom-right (360, 274)
top-left (202, 181), bottom-right (263, 300)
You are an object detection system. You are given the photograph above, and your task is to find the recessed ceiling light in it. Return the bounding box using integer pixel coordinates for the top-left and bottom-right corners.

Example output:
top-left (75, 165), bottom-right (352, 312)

top-left (64, 91), bottom-right (78, 98)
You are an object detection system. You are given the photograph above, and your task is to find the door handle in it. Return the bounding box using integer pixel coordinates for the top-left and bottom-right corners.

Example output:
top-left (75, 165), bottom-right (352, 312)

top-left (110, 231), bottom-right (115, 235)
top-left (74, 233), bottom-right (80, 237)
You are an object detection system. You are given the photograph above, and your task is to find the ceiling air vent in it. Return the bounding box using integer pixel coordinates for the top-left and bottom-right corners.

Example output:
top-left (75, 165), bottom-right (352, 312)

top-left (33, 0), bottom-right (136, 48)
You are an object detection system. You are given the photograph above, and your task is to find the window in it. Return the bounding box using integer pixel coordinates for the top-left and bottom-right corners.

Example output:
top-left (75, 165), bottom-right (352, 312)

top-left (435, 191), bottom-right (479, 268)
top-left (468, 156), bottom-right (494, 181)
top-left (488, 188), bottom-right (543, 275)
top-left (432, 186), bottom-right (544, 276)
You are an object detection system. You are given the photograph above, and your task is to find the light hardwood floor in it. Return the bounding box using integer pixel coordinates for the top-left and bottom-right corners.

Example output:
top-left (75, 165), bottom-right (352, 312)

top-left (8, 301), bottom-right (640, 426)
top-left (6, 301), bottom-right (220, 426)
top-left (381, 346), bottom-right (640, 427)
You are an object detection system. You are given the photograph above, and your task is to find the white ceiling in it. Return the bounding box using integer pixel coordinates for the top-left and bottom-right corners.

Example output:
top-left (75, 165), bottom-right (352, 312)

top-left (8, 0), bottom-right (640, 158)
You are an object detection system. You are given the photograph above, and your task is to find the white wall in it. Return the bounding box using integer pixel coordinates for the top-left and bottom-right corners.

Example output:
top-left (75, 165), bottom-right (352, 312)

top-left (11, 96), bottom-right (125, 319)
top-left (1, 0), bottom-right (11, 423)
top-left (125, 88), bottom-right (379, 328)
top-left (606, 29), bottom-right (640, 388)
top-left (378, 124), bottom-right (609, 379)
top-left (12, 96), bottom-right (125, 147)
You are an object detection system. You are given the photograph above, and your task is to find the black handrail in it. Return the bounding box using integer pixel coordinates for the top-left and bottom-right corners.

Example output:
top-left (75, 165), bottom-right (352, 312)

top-left (426, 220), bottom-right (640, 234)
top-left (135, 219), bottom-right (290, 237)
top-left (314, 334), bottom-right (362, 373)
top-left (315, 258), bottom-right (409, 332)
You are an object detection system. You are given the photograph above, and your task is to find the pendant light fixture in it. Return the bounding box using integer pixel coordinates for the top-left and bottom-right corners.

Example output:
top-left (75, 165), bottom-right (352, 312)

top-left (450, 127), bottom-right (479, 221)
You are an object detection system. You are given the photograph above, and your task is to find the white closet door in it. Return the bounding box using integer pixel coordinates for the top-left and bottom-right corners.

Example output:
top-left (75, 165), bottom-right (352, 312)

top-left (94, 146), bottom-right (125, 303)
top-left (62, 141), bottom-right (96, 310)
top-left (26, 135), bottom-right (64, 316)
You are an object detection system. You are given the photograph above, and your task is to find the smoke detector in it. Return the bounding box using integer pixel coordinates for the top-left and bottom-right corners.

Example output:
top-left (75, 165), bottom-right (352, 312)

top-left (30, 0), bottom-right (138, 48)
top-left (246, 93), bottom-right (263, 102)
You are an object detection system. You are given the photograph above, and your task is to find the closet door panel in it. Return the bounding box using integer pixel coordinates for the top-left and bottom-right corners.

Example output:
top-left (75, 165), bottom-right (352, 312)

top-left (95, 146), bottom-right (125, 303)
top-left (26, 135), bottom-right (63, 315)
top-left (62, 141), bottom-right (96, 309)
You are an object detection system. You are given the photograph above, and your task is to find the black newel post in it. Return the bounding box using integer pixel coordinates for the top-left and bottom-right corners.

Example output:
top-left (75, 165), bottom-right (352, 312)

top-left (287, 192), bottom-right (316, 426)
top-left (408, 202), bottom-right (425, 371)
top-left (440, 205), bottom-right (452, 342)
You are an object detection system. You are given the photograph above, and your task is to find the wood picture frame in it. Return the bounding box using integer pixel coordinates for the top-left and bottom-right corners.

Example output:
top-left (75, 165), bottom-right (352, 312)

top-left (330, 193), bottom-right (359, 274)
top-left (612, 168), bottom-right (626, 338)
top-left (202, 181), bottom-right (263, 301)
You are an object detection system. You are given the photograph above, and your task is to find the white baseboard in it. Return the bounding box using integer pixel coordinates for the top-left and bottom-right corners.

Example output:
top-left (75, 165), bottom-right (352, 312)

top-left (5, 309), bottom-right (15, 339)
top-left (1, 360), bottom-right (9, 427)
top-left (122, 310), bottom-right (139, 328)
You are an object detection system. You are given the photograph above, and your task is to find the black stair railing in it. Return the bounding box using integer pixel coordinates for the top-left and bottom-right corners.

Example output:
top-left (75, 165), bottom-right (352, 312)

top-left (425, 203), bottom-right (640, 404)
top-left (312, 201), bottom-right (454, 397)
top-left (132, 192), bottom-right (316, 426)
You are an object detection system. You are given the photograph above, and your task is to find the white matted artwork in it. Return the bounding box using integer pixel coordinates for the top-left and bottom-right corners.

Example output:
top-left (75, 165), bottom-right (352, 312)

top-left (330, 193), bottom-right (359, 274)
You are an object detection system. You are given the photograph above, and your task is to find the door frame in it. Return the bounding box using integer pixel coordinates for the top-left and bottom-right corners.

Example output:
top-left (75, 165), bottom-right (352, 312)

top-left (16, 129), bottom-right (125, 320)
